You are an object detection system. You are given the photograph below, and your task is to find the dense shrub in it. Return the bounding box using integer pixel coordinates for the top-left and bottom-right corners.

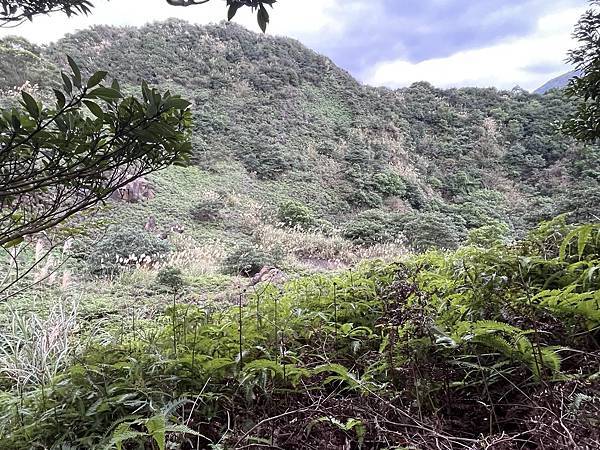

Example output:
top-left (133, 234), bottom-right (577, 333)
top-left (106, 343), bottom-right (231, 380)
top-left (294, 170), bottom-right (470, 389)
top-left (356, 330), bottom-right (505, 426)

top-left (156, 266), bottom-right (185, 292)
top-left (223, 243), bottom-right (283, 276)
top-left (401, 211), bottom-right (466, 251)
top-left (276, 200), bottom-right (317, 229)
top-left (342, 210), bottom-right (403, 246)
top-left (2, 221), bottom-right (598, 449)
top-left (85, 227), bottom-right (171, 275)
top-left (190, 192), bottom-right (226, 222)
top-left (402, 179), bottom-right (427, 209)
top-left (371, 171), bottom-right (407, 197)
top-left (238, 143), bottom-right (294, 180)
top-left (467, 221), bottom-right (511, 247)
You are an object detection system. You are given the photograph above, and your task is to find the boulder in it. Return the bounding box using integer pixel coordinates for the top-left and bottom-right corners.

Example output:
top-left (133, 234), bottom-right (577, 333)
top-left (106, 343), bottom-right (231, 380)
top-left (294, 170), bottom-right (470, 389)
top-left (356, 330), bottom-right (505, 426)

top-left (249, 266), bottom-right (287, 286)
top-left (111, 177), bottom-right (155, 203)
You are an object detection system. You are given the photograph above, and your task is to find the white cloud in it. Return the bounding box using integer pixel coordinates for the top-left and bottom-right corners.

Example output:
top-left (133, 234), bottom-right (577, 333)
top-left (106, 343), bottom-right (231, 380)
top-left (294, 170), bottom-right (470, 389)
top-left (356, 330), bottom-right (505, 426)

top-left (0, 0), bottom-right (339, 44)
top-left (365, 6), bottom-right (585, 91)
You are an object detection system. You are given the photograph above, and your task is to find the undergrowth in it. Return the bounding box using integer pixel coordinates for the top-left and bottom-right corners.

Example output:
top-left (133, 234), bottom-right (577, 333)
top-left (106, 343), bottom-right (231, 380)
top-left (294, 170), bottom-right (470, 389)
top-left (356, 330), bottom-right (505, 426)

top-left (0, 218), bottom-right (598, 449)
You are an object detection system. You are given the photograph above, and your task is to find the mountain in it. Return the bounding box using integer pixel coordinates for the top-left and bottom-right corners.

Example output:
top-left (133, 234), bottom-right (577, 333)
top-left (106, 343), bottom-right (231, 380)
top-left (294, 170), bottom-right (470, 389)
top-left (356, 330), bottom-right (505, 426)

top-left (1, 21), bottom-right (599, 255)
top-left (534, 70), bottom-right (580, 94)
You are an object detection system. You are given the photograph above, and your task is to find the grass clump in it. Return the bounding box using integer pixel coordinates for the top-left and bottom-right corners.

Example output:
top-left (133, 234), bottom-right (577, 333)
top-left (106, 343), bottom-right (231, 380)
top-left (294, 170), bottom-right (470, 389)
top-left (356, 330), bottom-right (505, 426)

top-left (81, 226), bottom-right (171, 276)
top-left (223, 242), bottom-right (283, 276)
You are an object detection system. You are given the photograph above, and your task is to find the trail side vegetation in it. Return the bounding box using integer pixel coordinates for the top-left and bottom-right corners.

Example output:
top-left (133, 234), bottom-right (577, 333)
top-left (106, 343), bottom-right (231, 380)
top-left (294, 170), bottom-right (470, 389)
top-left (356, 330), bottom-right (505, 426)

top-left (0, 219), bottom-right (598, 448)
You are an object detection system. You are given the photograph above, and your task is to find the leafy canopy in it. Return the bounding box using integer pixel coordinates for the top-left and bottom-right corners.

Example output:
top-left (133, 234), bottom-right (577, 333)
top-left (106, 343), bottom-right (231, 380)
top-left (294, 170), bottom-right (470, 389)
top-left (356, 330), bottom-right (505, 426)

top-left (0, 58), bottom-right (193, 249)
top-left (564, 0), bottom-right (600, 142)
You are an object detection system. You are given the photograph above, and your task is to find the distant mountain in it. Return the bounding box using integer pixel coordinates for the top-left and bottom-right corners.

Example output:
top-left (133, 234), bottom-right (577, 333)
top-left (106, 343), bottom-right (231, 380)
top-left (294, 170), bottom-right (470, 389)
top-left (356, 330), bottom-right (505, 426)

top-left (534, 70), bottom-right (580, 94)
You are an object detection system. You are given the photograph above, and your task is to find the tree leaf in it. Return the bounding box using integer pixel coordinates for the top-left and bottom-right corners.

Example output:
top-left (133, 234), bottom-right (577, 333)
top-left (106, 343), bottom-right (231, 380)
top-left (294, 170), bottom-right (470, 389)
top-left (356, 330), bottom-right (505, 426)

top-left (87, 70), bottom-right (108, 88)
top-left (257, 4), bottom-right (269, 33)
top-left (21, 91), bottom-right (39, 119)
top-left (228, 4), bottom-right (241, 20)
top-left (164, 98), bottom-right (191, 110)
top-left (83, 100), bottom-right (104, 119)
top-left (88, 87), bottom-right (123, 100)
top-left (67, 55), bottom-right (82, 88)
top-left (53, 89), bottom-right (66, 109)
top-left (61, 72), bottom-right (73, 94)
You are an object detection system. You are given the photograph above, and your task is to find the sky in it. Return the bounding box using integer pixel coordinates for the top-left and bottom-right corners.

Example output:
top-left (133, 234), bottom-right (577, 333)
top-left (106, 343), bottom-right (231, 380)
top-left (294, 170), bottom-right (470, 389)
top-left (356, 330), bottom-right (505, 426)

top-left (0, 0), bottom-right (589, 91)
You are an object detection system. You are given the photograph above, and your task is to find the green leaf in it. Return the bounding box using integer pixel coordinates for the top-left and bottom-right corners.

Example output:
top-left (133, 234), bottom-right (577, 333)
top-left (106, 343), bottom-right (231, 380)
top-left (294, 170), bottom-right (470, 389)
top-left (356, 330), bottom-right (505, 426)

top-left (145, 415), bottom-right (166, 450)
top-left (88, 87), bottom-right (123, 101)
top-left (164, 98), bottom-right (191, 110)
top-left (67, 55), bottom-right (82, 88)
top-left (257, 4), bottom-right (269, 33)
top-left (61, 72), bottom-right (73, 94)
top-left (53, 89), bottom-right (66, 109)
top-left (83, 100), bottom-right (104, 119)
top-left (578, 226), bottom-right (592, 258)
top-left (109, 423), bottom-right (146, 450)
top-left (141, 81), bottom-right (152, 103)
top-left (87, 70), bottom-right (108, 88)
top-left (11, 112), bottom-right (21, 131)
top-left (21, 91), bottom-right (39, 119)
top-left (228, 3), bottom-right (241, 20)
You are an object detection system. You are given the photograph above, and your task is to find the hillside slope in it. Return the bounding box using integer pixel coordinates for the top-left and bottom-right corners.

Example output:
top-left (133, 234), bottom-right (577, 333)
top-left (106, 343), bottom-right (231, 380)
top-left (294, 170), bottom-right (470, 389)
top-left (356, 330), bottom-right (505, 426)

top-left (2, 20), bottom-right (599, 256)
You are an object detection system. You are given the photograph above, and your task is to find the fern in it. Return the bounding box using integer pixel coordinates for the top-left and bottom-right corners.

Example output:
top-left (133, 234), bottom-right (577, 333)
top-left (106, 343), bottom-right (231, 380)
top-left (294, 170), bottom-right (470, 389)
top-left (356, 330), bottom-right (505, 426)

top-left (454, 320), bottom-right (562, 379)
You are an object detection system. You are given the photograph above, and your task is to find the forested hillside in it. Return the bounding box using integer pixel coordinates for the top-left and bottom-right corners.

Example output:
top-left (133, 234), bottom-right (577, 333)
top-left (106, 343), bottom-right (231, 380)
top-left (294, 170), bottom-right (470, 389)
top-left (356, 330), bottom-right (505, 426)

top-left (1, 20), bottom-right (598, 253)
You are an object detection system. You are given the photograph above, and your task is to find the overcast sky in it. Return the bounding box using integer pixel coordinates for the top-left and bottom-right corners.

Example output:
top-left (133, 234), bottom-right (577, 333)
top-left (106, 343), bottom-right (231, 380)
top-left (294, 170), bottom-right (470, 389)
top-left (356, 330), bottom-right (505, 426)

top-left (0, 0), bottom-right (588, 91)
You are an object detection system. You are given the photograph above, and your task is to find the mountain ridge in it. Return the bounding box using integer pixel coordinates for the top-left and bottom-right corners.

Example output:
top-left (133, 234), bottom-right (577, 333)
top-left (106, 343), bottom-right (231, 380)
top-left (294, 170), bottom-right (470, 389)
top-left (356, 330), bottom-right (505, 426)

top-left (534, 69), bottom-right (580, 94)
top-left (1, 20), bottom-right (598, 251)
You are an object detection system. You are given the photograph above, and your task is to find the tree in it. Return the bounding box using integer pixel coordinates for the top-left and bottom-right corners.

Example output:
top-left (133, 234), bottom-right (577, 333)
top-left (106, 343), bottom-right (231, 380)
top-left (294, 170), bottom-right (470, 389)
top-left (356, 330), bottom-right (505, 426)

top-left (1, 0), bottom-right (276, 31)
top-left (563, 0), bottom-right (600, 142)
top-left (0, 59), bottom-right (192, 249)
top-left (0, 1), bottom-right (93, 25)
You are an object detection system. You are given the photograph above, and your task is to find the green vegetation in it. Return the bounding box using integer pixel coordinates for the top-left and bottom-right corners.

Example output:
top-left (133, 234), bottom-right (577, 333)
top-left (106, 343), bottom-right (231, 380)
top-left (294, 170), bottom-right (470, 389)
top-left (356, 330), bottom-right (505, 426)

top-left (0, 220), bottom-right (598, 448)
top-left (1, 5), bottom-right (600, 448)
top-left (21, 20), bottom-right (594, 244)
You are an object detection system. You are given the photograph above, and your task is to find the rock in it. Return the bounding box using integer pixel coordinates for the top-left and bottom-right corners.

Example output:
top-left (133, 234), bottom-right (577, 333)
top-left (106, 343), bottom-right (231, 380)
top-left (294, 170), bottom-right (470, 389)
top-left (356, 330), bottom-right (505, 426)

top-left (111, 177), bottom-right (155, 203)
top-left (145, 216), bottom-right (157, 231)
top-left (249, 266), bottom-right (287, 286)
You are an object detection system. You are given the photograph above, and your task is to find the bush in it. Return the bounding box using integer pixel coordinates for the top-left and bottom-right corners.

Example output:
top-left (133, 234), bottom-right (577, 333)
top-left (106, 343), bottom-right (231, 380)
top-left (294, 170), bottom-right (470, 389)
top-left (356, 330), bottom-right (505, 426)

top-left (372, 171), bottom-right (407, 197)
top-left (190, 192), bottom-right (226, 222)
top-left (238, 143), bottom-right (294, 180)
top-left (276, 200), bottom-right (317, 230)
top-left (156, 266), bottom-right (185, 292)
top-left (467, 221), bottom-right (511, 247)
top-left (85, 227), bottom-right (171, 275)
top-left (342, 210), bottom-right (403, 246)
top-left (401, 211), bottom-right (465, 251)
top-left (223, 243), bottom-right (282, 277)
top-left (403, 180), bottom-right (427, 209)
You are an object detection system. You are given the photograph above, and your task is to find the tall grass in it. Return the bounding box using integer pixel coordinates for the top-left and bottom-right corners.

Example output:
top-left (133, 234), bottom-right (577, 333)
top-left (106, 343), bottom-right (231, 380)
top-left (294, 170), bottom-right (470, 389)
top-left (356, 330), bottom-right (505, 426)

top-left (0, 301), bottom-right (79, 388)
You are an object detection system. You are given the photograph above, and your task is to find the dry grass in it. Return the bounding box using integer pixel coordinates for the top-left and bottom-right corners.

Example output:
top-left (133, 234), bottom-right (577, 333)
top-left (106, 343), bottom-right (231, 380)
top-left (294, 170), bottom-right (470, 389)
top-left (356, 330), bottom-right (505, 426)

top-left (167, 235), bottom-right (228, 277)
top-left (252, 224), bottom-right (407, 271)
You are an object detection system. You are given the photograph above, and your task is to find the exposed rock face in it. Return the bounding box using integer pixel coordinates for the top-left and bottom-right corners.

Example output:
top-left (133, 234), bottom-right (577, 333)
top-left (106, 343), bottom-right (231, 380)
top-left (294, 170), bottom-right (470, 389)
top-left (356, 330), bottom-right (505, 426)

top-left (111, 177), bottom-right (155, 203)
top-left (249, 266), bottom-right (287, 286)
top-left (144, 216), bottom-right (157, 231)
